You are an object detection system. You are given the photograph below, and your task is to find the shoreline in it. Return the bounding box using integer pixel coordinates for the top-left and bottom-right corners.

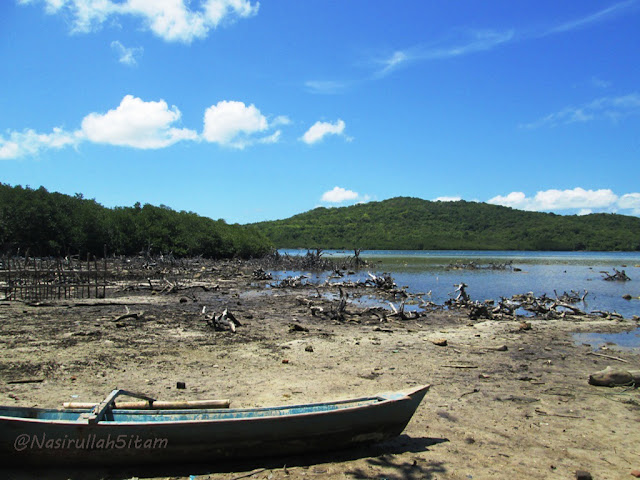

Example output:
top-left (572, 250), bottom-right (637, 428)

top-left (1, 259), bottom-right (639, 479)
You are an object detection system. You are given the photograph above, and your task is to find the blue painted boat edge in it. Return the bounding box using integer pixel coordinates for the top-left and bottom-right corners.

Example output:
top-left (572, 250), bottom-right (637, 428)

top-left (0, 385), bottom-right (431, 426)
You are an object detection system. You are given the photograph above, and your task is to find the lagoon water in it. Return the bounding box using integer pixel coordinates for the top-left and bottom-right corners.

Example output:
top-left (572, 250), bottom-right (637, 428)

top-left (277, 249), bottom-right (640, 319)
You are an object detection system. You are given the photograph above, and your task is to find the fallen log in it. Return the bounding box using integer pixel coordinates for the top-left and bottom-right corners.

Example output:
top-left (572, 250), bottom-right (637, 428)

top-left (588, 366), bottom-right (640, 387)
top-left (113, 311), bottom-right (144, 322)
top-left (7, 378), bottom-right (45, 384)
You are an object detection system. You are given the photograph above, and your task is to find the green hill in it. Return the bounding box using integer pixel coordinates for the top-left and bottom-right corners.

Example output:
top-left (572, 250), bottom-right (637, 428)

top-left (254, 197), bottom-right (640, 251)
top-left (0, 184), bottom-right (272, 258)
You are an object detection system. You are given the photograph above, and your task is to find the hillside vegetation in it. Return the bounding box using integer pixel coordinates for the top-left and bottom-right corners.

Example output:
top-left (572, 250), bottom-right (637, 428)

top-left (254, 197), bottom-right (640, 251)
top-left (0, 184), bottom-right (272, 258)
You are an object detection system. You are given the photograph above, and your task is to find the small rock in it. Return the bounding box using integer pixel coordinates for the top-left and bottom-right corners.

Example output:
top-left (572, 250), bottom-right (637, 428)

top-left (489, 344), bottom-right (508, 351)
top-left (575, 470), bottom-right (592, 480)
top-left (179, 297), bottom-right (188, 303)
top-left (630, 470), bottom-right (640, 478)
top-left (519, 321), bottom-right (532, 331)
top-left (289, 323), bottom-right (309, 333)
top-left (176, 382), bottom-right (186, 389)
top-left (282, 359), bottom-right (290, 364)
top-left (622, 294), bottom-right (632, 300)
top-left (431, 338), bottom-right (448, 347)
top-left (305, 345), bottom-right (314, 352)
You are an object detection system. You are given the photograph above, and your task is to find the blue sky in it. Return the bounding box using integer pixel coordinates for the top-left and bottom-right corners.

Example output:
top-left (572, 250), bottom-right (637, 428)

top-left (1, 1), bottom-right (639, 223)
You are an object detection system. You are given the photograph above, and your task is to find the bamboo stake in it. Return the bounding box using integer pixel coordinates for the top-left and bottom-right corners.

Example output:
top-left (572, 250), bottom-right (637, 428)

top-left (63, 399), bottom-right (231, 410)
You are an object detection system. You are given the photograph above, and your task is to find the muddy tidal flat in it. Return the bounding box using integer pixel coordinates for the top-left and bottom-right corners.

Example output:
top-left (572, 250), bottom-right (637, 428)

top-left (1, 258), bottom-right (639, 480)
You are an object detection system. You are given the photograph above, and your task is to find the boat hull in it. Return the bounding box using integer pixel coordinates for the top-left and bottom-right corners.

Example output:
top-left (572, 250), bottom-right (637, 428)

top-left (0, 385), bottom-right (429, 465)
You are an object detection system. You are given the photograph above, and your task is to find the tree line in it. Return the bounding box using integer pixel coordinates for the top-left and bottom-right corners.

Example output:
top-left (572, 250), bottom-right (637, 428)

top-left (0, 184), bottom-right (273, 258)
top-left (254, 197), bottom-right (640, 251)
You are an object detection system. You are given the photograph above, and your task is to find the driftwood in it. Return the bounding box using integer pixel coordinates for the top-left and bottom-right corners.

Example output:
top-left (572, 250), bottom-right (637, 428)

top-left (387, 301), bottom-right (421, 320)
top-left (271, 275), bottom-right (307, 289)
top-left (7, 378), bottom-right (45, 384)
top-left (454, 283), bottom-right (470, 303)
top-left (468, 302), bottom-right (494, 320)
top-left (202, 307), bottom-right (241, 332)
top-left (587, 352), bottom-right (629, 363)
top-left (555, 289), bottom-right (588, 303)
top-left (252, 268), bottom-right (272, 281)
top-left (588, 366), bottom-right (640, 387)
top-left (600, 268), bottom-right (631, 282)
top-left (443, 286), bottom-right (609, 321)
top-left (446, 261), bottom-right (513, 271)
top-left (591, 310), bottom-right (624, 319)
top-left (366, 272), bottom-right (396, 290)
top-left (552, 302), bottom-right (586, 316)
top-left (112, 306), bottom-right (144, 322)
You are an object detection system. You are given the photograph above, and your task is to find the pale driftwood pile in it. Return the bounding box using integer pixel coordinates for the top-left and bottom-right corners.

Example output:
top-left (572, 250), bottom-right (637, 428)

top-left (296, 288), bottom-right (423, 323)
top-left (443, 286), bottom-right (625, 321)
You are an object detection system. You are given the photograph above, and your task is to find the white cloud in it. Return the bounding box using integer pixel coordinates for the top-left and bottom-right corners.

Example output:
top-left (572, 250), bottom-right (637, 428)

top-left (618, 193), bottom-right (640, 215)
top-left (271, 115), bottom-right (291, 127)
top-left (258, 130), bottom-right (281, 144)
top-left (19, 0), bottom-right (259, 43)
top-left (301, 119), bottom-right (347, 145)
top-left (430, 29), bottom-right (515, 59)
top-left (81, 95), bottom-right (197, 148)
top-left (321, 186), bottom-right (359, 203)
top-left (534, 188), bottom-right (617, 210)
top-left (0, 95), bottom-right (288, 158)
top-left (376, 51), bottom-right (409, 77)
top-left (545, 0), bottom-right (638, 35)
top-left (0, 127), bottom-right (81, 159)
top-left (521, 93), bottom-right (640, 128)
top-left (111, 40), bottom-right (143, 66)
top-left (305, 80), bottom-right (350, 95)
top-left (591, 76), bottom-right (612, 89)
top-left (372, 29), bottom-right (514, 78)
top-left (202, 100), bottom-right (273, 148)
top-left (486, 187), bottom-right (640, 215)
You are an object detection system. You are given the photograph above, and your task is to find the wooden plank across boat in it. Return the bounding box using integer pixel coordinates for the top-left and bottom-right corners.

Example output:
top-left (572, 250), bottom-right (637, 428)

top-left (0, 385), bottom-right (429, 465)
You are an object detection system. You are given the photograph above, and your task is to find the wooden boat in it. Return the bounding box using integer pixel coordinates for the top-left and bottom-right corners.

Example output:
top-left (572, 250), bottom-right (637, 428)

top-left (0, 385), bottom-right (429, 465)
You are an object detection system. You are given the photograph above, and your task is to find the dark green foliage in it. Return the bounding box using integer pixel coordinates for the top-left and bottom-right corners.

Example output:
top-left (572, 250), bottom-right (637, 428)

top-left (254, 197), bottom-right (640, 251)
top-left (0, 184), bottom-right (272, 258)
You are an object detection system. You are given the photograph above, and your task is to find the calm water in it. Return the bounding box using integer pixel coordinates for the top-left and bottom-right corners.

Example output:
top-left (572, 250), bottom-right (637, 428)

top-left (277, 250), bottom-right (640, 318)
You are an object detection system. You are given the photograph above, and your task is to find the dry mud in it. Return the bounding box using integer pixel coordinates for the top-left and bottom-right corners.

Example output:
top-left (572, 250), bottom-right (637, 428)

top-left (1, 260), bottom-right (639, 480)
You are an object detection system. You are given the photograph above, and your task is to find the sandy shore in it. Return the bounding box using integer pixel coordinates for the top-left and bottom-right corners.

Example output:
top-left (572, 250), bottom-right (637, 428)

top-left (1, 260), bottom-right (639, 479)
